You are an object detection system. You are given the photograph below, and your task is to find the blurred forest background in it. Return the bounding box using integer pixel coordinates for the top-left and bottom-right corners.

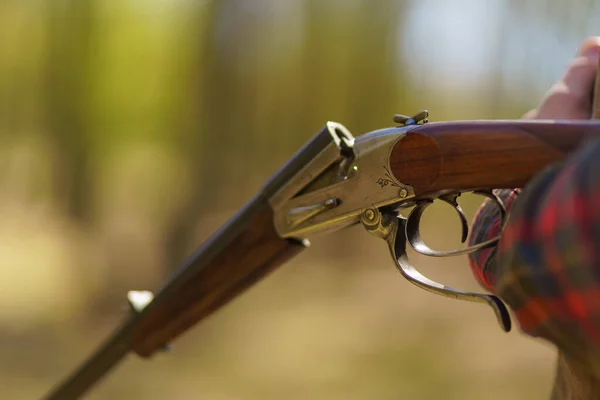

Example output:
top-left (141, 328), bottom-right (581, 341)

top-left (1, 0), bottom-right (599, 399)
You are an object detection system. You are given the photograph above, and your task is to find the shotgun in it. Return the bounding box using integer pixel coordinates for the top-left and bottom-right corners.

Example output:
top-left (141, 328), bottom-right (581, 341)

top-left (44, 112), bottom-right (600, 399)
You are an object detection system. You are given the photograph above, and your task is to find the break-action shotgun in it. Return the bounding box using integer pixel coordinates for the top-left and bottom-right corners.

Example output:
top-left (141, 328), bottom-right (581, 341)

top-left (44, 111), bottom-right (600, 399)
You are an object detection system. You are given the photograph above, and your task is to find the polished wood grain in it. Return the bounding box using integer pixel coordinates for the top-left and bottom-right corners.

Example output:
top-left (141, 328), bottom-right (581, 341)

top-left (389, 120), bottom-right (600, 197)
top-left (131, 197), bottom-right (307, 357)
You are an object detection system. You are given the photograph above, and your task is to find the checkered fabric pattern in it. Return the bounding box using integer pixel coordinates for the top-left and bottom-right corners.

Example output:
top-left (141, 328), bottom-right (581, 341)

top-left (468, 138), bottom-right (600, 371)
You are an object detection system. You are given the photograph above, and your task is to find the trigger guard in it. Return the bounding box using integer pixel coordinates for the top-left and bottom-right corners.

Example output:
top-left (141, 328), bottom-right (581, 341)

top-left (438, 193), bottom-right (469, 243)
top-left (391, 215), bottom-right (511, 333)
top-left (406, 197), bottom-right (499, 257)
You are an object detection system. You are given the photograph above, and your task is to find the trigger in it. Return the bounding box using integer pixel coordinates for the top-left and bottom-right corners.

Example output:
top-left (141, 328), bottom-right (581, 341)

top-left (439, 194), bottom-right (469, 243)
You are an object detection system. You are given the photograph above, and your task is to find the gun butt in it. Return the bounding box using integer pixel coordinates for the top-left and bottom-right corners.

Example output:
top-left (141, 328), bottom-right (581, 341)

top-left (388, 120), bottom-right (600, 198)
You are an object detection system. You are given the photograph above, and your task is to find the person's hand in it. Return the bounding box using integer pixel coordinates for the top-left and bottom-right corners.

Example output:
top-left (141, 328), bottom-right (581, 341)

top-left (466, 36), bottom-right (600, 398)
top-left (523, 36), bottom-right (600, 120)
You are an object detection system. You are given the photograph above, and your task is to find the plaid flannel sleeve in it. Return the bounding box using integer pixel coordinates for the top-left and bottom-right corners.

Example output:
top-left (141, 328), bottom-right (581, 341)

top-left (468, 138), bottom-right (600, 371)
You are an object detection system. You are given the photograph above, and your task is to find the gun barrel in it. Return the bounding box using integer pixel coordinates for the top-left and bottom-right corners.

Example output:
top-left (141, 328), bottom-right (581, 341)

top-left (43, 323), bottom-right (134, 400)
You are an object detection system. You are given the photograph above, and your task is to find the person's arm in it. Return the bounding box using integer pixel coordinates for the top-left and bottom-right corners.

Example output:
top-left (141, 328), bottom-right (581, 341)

top-left (471, 140), bottom-right (600, 398)
top-left (469, 35), bottom-right (600, 292)
top-left (468, 37), bottom-right (600, 399)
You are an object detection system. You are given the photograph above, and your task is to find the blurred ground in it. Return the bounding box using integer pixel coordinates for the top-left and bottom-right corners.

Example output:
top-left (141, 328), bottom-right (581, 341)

top-left (1, 1), bottom-right (598, 399)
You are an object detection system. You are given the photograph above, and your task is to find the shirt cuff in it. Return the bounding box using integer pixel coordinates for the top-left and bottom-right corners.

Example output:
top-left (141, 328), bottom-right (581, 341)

top-left (467, 189), bottom-right (521, 291)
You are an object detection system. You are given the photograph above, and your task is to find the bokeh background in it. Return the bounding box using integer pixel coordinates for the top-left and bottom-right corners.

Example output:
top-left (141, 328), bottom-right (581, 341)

top-left (1, 0), bottom-right (599, 399)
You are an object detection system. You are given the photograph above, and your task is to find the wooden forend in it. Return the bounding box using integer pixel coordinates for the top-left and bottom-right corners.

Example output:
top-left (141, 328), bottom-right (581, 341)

top-left (131, 197), bottom-right (307, 357)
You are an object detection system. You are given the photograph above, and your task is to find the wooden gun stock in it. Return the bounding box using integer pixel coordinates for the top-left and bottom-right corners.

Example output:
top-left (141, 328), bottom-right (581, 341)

top-left (390, 120), bottom-right (600, 197)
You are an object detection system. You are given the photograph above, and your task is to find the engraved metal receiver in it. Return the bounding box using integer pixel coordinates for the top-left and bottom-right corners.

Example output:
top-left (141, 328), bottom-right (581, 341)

top-left (269, 111), bottom-right (512, 332)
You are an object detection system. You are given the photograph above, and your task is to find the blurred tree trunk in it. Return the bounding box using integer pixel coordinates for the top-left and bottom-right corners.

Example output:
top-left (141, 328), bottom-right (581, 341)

top-left (345, 1), bottom-right (403, 130)
top-left (42, 1), bottom-right (95, 224)
top-left (163, 0), bottom-right (234, 269)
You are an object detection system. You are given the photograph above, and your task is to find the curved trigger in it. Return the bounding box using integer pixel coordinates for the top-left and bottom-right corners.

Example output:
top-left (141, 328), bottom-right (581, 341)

top-left (406, 194), bottom-right (502, 257)
top-left (439, 193), bottom-right (468, 243)
top-left (405, 200), bottom-right (433, 256)
top-left (406, 199), bottom-right (474, 257)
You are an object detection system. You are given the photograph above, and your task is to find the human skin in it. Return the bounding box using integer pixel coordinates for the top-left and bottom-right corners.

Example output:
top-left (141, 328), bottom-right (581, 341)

top-left (491, 36), bottom-right (600, 400)
top-left (523, 36), bottom-right (600, 120)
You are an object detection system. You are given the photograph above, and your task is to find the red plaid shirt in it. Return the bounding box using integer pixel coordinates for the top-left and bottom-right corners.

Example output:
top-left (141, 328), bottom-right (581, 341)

top-left (468, 138), bottom-right (600, 373)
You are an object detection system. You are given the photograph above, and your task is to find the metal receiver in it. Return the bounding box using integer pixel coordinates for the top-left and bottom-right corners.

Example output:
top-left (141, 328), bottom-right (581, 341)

top-left (269, 111), bottom-right (512, 332)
